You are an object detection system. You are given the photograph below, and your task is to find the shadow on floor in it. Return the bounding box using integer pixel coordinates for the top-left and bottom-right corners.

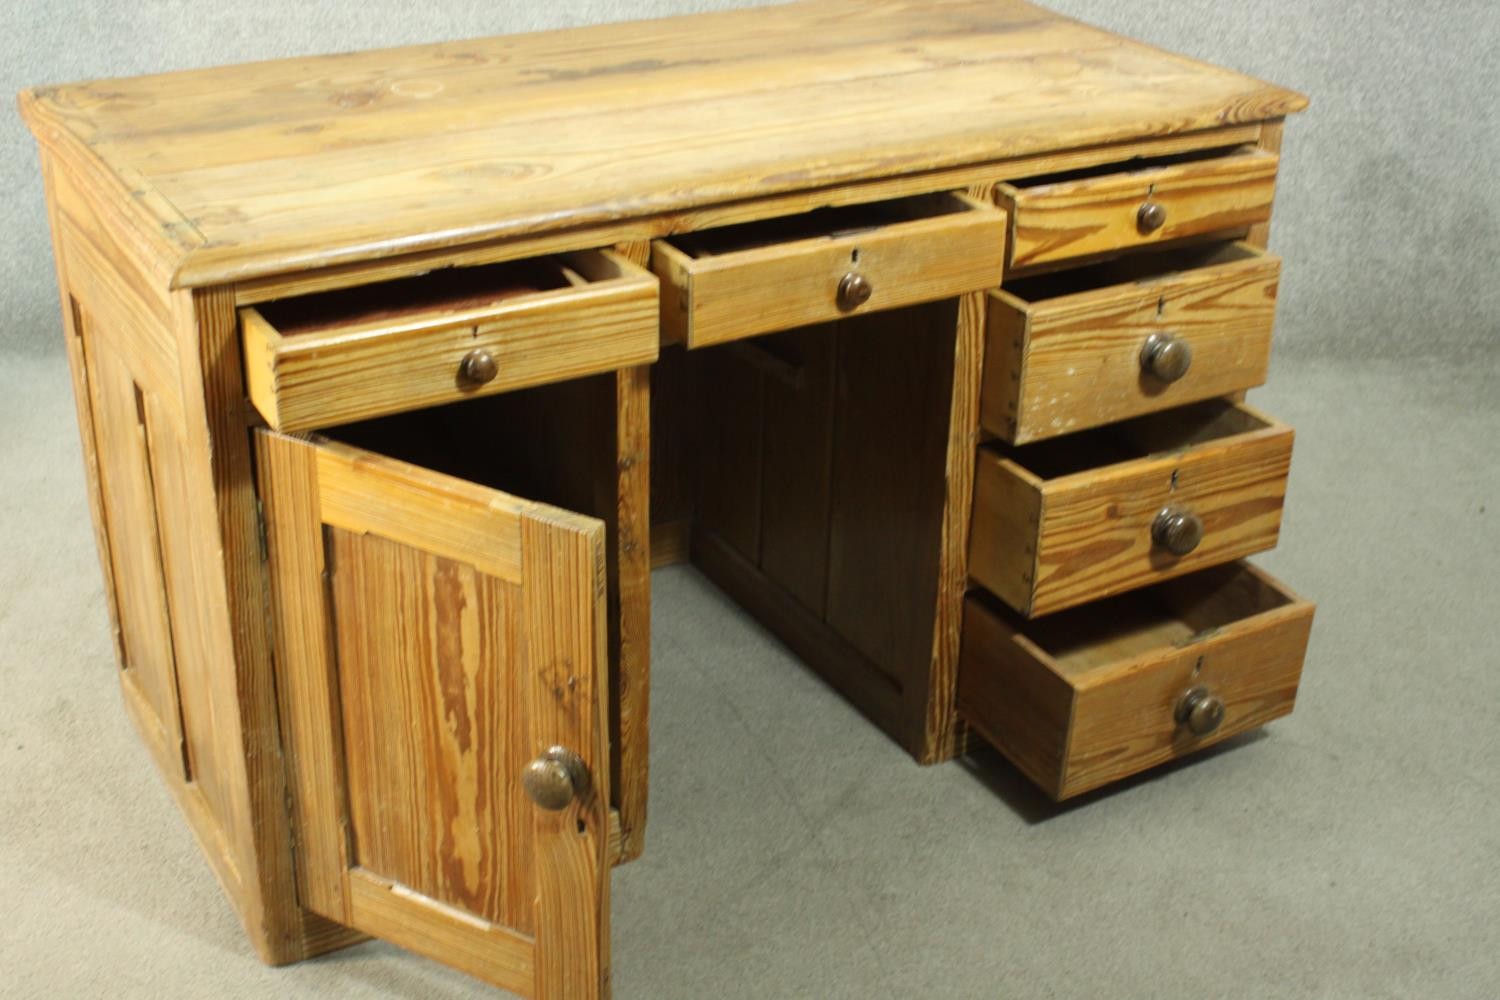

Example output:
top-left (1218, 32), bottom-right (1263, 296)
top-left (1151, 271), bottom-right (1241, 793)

top-left (955, 730), bottom-right (1270, 825)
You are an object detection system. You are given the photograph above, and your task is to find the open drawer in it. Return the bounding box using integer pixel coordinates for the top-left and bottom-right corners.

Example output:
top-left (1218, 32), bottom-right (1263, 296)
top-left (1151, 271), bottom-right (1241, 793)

top-left (982, 242), bottom-right (1281, 444)
top-left (255, 410), bottom-right (615, 996)
top-left (651, 192), bottom-right (1006, 348)
top-left (959, 561), bottom-right (1314, 800)
top-left (970, 400), bottom-right (1292, 617)
top-left (242, 249), bottom-right (658, 431)
top-left (996, 145), bottom-right (1279, 272)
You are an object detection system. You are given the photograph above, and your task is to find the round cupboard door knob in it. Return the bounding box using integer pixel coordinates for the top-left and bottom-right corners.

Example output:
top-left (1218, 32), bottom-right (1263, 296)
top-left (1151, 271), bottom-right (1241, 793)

top-left (459, 348), bottom-right (499, 386)
top-left (1136, 199), bottom-right (1167, 234)
top-left (837, 272), bottom-right (873, 311)
top-left (1176, 685), bottom-right (1226, 736)
top-left (1152, 505), bottom-right (1204, 556)
top-left (1140, 331), bottom-right (1193, 382)
top-left (523, 746), bottom-right (590, 811)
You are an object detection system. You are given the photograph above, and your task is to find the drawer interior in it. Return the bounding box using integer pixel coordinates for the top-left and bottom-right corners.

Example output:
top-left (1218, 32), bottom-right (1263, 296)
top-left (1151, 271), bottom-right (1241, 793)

top-left (662, 192), bottom-right (980, 259)
top-left (1000, 562), bottom-right (1299, 677)
top-left (1000, 242), bottom-right (1263, 305)
top-left (253, 252), bottom-right (620, 336)
top-left (1003, 143), bottom-right (1257, 192)
top-left (992, 399), bottom-right (1275, 479)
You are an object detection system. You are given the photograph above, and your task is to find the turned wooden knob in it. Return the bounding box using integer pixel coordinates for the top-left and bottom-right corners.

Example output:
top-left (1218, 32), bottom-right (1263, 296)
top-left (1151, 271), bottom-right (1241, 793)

top-left (523, 746), bottom-right (590, 811)
top-left (459, 348), bottom-right (498, 386)
top-left (837, 272), bottom-right (873, 311)
top-left (1140, 331), bottom-right (1192, 382)
top-left (1176, 686), bottom-right (1226, 736)
top-left (1152, 505), bottom-right (1203, 556)
top-left (1136, 199), bottom-right (1167, 234)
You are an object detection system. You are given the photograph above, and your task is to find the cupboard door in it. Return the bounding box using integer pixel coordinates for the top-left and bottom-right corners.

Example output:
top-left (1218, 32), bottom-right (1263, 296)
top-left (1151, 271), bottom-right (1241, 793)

top-left (255, 430), bottom-right (610, 999)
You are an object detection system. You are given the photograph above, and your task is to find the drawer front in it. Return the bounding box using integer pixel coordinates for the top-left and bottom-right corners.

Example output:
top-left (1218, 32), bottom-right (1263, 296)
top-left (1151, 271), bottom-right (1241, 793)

top-left (243, 249), bottom-right (659, 431)
top-left (958, 563), bottom-right (1314, 800)
top-left (970, 402), bottom-right (1293, 617)
top-left (997, 148), bottom-right (1278, 271)
top-left (983, 243), bottom-right (1281, 444)
top-left (651, 193), bottom-right (1006, 348)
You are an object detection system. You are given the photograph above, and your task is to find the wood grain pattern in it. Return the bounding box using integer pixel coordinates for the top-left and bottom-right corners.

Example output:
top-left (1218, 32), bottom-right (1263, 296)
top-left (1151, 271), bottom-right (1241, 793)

top-left (18, 0), bottom-right (1305, 288)
top-left (955, 596), bottom-right (1075, 795)
top-left (293, 369), bottom-right (649, 870)
top-left (333, 528), bottom-right (535, 933)
top-left (998, 148), bottom-right (1279, 271)
top-left (315, 441), bottom-right (523, 582)
top-left (46, 138), bottom-right (356, 964)
top-left (347, 870), bottom-right (533, 995)
top-left (40, 158), bottom-right (126, 676)
top-left (223, 125), bottom-right (1263, 306)
top-left (254, 432), bottom-right (351, 921)
top-left (190, 286), bottom-right (364, 963)
top-left (958, 563), bottom-right (1314, 799)
top-left (52, 167), bottom-right (183, 416)
top-left (115, 665), bottom-right (245, 893)
top-left (523, 511), bottom-right (611, 1000)
top-left (611, 361), bottom-right (652, 864)
top-left (243, 250), bottom-right (658, 431)
top-left (81, 332), bottom-right (187, 769)
top-left (140, 389), bottom-right (244, 829)
top-left (1245, 119), bottom-right (1286, 249)
top-left (970, 402), bottom-right (1294, 617)
top-left (912, 183), bottom-right (995, 762)
top-left (21, 3), bottom-right (1318, 988)
top-left (652, 193), bottom-right (1006, 348)
top-left (967, 445), bottom-right (1044, 625)
top-left (982, 242), bottom-right (1281, 443)
top-left (257, 428), bottom-right (610, 996)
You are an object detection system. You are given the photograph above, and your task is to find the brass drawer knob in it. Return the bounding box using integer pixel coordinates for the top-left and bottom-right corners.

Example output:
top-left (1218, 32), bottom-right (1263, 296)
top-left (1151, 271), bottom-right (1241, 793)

top-left (1140, 331), bottom-right (1193, 382)
top-left (459, 348), bottom-right (499, 386)
top-left (1152, 505), bottom-right (1203, 556)
top-left (1176, 685), bottom-right (1226, 736)
top-left (1136, 199), bottom-right (1167, 234)
top-left (837, 272), bottom-right (873, 311)
top-left (523, 746), bottom-right (590, 811)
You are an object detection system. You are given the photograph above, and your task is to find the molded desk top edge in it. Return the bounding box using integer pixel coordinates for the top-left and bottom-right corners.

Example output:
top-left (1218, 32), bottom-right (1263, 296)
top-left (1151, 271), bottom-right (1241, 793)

top-left (18, 0), bottom-right (1307, 289)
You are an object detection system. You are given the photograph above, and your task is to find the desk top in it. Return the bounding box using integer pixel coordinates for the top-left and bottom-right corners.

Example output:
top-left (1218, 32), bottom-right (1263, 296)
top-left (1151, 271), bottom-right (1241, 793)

top-left (19, 0), bottom-right (1305, 289)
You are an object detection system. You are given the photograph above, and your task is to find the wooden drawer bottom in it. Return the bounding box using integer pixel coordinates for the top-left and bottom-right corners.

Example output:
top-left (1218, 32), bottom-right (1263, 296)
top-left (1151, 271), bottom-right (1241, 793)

top-left (958, 562), bottom-right (1313, 800)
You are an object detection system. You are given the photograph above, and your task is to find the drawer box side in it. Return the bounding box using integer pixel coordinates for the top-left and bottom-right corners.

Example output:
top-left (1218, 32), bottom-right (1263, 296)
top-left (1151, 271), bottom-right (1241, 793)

top-left (967, 452), bottom-right (1045, 617)
top-left (957, 597), bottom-right (1075, 800)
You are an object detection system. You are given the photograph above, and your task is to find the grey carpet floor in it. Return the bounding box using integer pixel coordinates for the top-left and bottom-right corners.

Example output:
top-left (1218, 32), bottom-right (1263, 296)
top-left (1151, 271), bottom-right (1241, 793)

top-left (2, 348), bottom-right (1496, 999)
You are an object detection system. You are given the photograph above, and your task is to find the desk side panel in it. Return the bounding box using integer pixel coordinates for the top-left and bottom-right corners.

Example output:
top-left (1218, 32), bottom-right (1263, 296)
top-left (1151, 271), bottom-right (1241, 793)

top-left (36, 146), bottom-right (360, 964)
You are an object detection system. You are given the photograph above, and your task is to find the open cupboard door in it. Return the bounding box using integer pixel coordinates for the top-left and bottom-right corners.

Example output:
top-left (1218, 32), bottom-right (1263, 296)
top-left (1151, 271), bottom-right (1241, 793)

top-left (255, 430), bottom-right (610, 999)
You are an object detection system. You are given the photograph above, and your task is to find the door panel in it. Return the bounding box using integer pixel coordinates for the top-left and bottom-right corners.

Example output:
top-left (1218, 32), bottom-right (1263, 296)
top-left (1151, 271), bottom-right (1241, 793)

top-left (256, 430), bottom-right (610, 999)
top-left (330, 527), bottom-right (536, 934)
top-left (82, 328), bottom-right (189, 777)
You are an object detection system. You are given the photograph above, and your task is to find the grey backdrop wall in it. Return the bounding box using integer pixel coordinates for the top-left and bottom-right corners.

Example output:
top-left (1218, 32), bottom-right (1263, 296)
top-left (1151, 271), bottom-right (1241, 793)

top-left (4, 1), bottom-right (1496, 361)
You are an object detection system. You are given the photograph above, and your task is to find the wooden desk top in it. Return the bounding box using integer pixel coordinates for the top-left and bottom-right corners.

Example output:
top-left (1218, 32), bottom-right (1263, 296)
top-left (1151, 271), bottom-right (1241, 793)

top-left (19, 0), bottom-right (1305, 289)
